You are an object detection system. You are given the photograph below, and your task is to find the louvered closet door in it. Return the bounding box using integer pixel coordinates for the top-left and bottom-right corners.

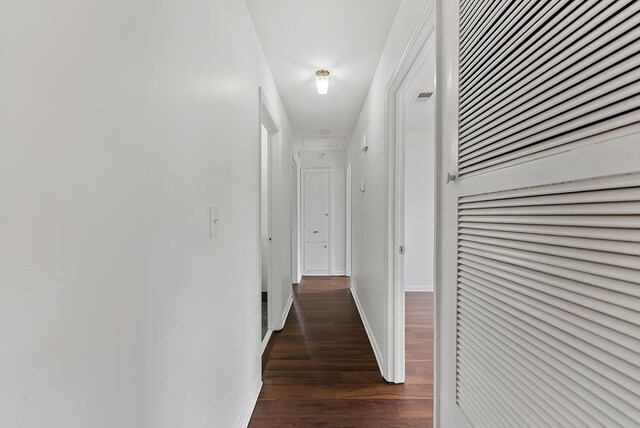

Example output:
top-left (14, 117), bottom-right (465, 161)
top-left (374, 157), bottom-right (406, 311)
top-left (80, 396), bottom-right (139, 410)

top-left (436, 0), bottom-right (640, 427)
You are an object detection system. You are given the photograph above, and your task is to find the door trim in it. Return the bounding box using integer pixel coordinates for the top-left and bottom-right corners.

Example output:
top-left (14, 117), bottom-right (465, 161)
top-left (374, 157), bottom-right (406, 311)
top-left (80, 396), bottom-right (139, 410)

top-left (384, 0), bottom-right (435, 388)
top-left (291, 158), bottom-right (301, 284)
top-left (301, 168), bottom-right (332, 276)
top-left (346, 164), bottom-right (352, 277)
top-left (258, 88), bottom-right (281, 367)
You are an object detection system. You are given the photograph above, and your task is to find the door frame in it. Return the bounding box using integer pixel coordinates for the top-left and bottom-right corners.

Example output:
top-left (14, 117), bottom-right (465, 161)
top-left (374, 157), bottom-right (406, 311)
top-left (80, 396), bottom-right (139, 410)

top-left (346, 164), bottom-right (352, 277)
top-left (291, 157), bottom-right (301, 284)
top-left (301, 167), bottom-right (332, 276)
top-left (384, 1), bottom-right (435, 386)
top-left (258, 88), bottom-right (280, 355)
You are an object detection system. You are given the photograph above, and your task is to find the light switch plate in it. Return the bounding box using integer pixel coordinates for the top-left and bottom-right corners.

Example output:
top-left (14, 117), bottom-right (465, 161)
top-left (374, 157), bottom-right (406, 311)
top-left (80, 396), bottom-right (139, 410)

top-left (210, 207), bottom-right (219, 237)
top-left (360, 181), bottom-right (366, 193)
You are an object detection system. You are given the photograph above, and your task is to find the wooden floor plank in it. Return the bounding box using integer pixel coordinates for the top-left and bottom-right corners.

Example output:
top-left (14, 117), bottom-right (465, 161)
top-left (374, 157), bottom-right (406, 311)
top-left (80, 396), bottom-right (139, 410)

top-left (249, 277), bottom-right (433, 427)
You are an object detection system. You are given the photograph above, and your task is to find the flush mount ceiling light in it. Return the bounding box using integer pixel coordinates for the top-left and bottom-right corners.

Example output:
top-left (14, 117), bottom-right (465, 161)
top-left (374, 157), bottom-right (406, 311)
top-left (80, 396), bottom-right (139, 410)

top-left (316, 69), bottom-right (330, 95)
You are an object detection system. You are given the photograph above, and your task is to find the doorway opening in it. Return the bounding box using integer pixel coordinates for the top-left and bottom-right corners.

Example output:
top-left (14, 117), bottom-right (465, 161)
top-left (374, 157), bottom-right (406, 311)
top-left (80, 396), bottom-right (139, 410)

top-left (260, 123), bottom-right (271, 344)
top-left (292, 158), bottom-right (300, 284)
top-left (399, 43), bottom-right (436, 396)
top-left (385, 3), bottom-right (435, 389)
top-left (259, 88), bottom-right (280, 355)
top-left (346, 164), bottom-right (352, 277)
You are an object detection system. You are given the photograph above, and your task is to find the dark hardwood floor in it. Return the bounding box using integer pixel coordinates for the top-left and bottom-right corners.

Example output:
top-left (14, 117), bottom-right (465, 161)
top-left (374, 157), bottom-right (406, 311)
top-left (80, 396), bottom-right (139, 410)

top-left (249, 276), bottom-right (433, 427)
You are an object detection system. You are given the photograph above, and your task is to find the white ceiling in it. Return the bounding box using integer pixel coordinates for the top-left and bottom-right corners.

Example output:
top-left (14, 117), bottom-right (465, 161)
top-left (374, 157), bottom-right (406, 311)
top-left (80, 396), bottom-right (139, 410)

top-left (246, 0), bottom-right (402, 146)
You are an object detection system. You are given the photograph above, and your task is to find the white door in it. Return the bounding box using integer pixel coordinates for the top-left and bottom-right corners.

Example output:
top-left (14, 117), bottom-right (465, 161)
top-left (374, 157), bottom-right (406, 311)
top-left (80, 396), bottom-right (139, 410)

top-left (438, 1), bottom-right (640, 427)
top-left (302, 169), bottom-right (330, 276)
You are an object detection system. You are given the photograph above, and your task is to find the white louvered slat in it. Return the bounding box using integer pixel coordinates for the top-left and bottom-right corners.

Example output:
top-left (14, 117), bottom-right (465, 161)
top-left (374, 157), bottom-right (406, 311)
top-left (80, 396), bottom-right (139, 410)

top-left (459, 228), bottom-right (640, 256)
top-left (456, 174), bottom-right (640, 426)
top-left (459, 302), bottom-right (640, 406)
top-left (460, 291), bottom-right (637, 427)
top-left (458, 222), bottom-right (640, 243)
top-left (459, 252), bottom-right (640, 314)
top-left (460, 1), bottom-right (635, 117)
top-left (458, 331), bottom-right (577, 428)
top-left (460, 243), bottom-right (640, 299)
top-left (457, 1), bottom-right (640, 177)
top-left (460, 257), bottom-right (640, 334)
top-left (460, 271), bottom-right (640, 358)
top-left (459, 187), bottom-right (640, 208)
top-left (459, 300), bottom-right (617, 427)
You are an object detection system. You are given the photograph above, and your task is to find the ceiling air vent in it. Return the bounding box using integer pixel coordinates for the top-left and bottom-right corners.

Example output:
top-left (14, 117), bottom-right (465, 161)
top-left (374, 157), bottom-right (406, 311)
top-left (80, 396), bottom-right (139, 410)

top-left (413, 91), bottom-right (433, 103)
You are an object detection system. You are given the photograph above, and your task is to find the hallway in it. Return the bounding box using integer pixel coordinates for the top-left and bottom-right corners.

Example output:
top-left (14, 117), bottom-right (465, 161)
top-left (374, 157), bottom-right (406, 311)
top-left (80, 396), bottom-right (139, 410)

top-left (250, 277), bottom-right (433, 427)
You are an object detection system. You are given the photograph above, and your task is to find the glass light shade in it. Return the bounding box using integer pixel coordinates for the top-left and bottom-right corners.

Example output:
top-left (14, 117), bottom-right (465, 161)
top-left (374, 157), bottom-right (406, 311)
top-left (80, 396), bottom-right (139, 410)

top-left (316, 69), bottom-right (330, 95)
top-left (316, 75), bottom-right (329, 95)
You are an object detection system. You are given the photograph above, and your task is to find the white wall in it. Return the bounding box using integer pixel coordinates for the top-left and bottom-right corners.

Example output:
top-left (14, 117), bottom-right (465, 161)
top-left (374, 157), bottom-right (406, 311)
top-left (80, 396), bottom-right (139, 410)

top-left (300, 150), bottom-right (347, 275)
top-left (404, 131), bottom-right (435, 291)
top-left (346, 0), bottom-right (430, 375)
top-left (0, 0), bottom-right (294, 427)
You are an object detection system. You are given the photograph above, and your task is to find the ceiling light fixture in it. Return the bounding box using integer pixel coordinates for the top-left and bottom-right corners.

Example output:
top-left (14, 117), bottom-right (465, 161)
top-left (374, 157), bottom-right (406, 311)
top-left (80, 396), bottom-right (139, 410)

top-left (316, 69), bottom-right (330, 95)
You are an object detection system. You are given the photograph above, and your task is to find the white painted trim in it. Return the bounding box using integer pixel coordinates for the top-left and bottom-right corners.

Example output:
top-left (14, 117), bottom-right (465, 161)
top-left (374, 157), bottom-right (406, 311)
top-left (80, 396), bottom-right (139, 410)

top-left (258, 87), bottom-right (282, 385)
top-left (291, 157), bottom-right (301, 284)
top-left (301, 168), bottom-right (332, 276)
top-left (260, 330), bottom-right (273, 355)
top-left (236, 377), bottom-right (263, 428)
top-left (346, 164), bottom-right (352, 277)
top-left (350, 285), bottom-right (385, 378)
top-left (384, 2), bottom-right (436, 386)
top-left (405, 284), bottom-right (434, 292)
top-left (332, 271), bottom-right (347, 276)
top-left (295, 158), bottom-right (303, 284)
top-left (280, 292), bottom-right (294, 330)
top-left (435, 1), bottom-right (462, 426)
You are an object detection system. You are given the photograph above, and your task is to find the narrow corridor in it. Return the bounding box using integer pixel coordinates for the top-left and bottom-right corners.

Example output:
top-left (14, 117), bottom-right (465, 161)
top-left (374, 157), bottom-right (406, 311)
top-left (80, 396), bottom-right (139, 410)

top-left (250, 277), bottom-right (433, 427)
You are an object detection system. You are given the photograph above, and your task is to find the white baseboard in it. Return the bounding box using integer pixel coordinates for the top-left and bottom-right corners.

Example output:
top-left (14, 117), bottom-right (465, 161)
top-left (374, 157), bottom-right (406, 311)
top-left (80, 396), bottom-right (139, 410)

top-left (332, 271), bottom-right (347, 276)
top-left (280, 292), bottom-right (294, 330)
top-left (405, 284), bottom-right (434, 292)
top-left (236, 376), bottom-right (262, 428)
top-left (350, 285), bottom-right (385, 378)
top-left (260, 329), bottom-right (273, 355)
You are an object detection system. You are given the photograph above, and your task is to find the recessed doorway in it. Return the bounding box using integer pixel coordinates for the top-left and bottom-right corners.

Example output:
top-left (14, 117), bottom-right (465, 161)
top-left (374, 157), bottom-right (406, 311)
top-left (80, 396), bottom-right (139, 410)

top-left (259, 88), bottom-right (280, 355)
top-left (301, 168), bottom-right (331, 276)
